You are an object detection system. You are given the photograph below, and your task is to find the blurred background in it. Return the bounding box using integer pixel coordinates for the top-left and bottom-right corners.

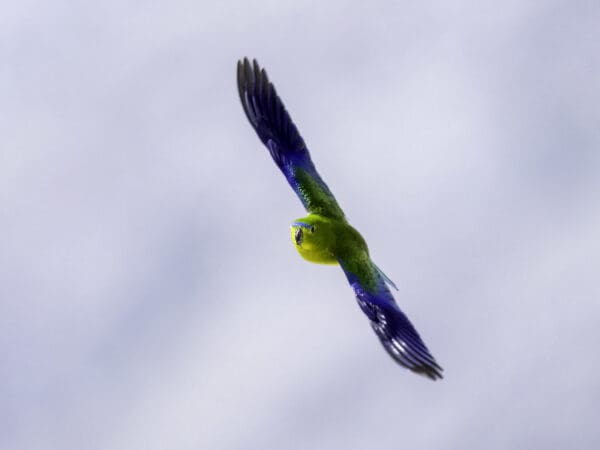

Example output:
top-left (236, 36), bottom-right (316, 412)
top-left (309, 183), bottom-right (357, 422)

top-left (2, 1), bottom-right (599, 449)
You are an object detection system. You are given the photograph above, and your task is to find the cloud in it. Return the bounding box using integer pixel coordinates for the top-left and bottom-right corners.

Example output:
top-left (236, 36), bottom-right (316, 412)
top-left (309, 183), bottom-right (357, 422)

top-left (2, 1), bottom-right (599, 449)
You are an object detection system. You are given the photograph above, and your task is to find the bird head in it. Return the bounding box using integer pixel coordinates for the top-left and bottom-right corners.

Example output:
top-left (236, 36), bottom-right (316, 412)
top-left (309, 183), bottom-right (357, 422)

top-left (290, 215), bottom-right (337, 264)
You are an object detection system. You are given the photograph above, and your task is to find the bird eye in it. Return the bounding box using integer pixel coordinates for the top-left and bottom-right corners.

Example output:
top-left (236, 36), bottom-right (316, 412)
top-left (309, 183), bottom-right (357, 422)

top-left (310, 226), bottom-right (315, 233)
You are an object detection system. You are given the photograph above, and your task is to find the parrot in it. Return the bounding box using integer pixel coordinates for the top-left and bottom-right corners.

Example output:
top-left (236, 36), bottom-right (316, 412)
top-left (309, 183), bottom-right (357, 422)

top-left (237, 58), bottom-right (443, 380)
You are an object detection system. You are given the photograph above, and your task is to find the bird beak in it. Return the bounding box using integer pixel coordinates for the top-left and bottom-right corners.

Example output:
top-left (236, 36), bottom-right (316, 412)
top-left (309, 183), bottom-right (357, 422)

top-left (294, 227), bottom-right (303, 246)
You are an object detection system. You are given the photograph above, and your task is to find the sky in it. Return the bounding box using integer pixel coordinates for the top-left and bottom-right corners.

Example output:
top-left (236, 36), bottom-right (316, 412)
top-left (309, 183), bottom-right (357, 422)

top-left (2, 1), bottom-right (600, 449)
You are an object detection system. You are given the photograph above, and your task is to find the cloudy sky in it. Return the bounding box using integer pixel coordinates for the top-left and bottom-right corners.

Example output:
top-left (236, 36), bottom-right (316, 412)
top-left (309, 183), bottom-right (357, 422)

top-left (2, 1), bottom-right (600, 449)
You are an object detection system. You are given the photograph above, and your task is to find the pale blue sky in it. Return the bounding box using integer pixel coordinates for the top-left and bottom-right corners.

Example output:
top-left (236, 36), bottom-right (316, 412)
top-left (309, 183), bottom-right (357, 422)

top-left (2, 1), bottom-right (600, 449)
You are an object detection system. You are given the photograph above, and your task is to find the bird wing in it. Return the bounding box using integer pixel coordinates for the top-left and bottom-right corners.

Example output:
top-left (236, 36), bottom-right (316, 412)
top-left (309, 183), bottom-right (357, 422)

top-left (237, 58), bottom-right (346, 221)
top-left (339, 255), bottom-right (443, 380)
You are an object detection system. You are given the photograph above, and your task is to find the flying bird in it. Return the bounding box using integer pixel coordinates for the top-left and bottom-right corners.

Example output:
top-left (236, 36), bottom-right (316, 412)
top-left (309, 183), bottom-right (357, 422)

top-left (237, 58), bottom-right (443, 380)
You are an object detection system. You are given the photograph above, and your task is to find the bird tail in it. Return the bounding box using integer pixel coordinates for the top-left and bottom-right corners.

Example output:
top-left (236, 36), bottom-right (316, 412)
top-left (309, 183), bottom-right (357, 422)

top-left (372, 262), bottom-right (398, 291)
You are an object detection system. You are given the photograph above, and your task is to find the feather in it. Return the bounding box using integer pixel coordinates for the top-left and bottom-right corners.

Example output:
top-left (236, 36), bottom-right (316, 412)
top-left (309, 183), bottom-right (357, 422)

top-left (340, 257), bottom-right (443, 380)
top-left (237, 58), bottom-right (346, 221)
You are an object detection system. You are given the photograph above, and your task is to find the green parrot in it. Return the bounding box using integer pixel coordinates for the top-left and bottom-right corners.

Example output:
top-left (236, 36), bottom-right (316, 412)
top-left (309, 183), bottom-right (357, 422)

top-left (237, 58), bottom-right (443, 380)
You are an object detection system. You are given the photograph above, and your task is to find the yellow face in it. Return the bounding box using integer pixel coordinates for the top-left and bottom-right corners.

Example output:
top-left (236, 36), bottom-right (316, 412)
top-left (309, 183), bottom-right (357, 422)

top-left (290, 220), bottom-right (337, 265)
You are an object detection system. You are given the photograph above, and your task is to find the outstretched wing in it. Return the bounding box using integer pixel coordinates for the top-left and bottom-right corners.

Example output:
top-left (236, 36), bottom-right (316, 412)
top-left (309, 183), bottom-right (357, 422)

top-left (237, 58), bottom-right (346, 221)
top-left (339, 256), bottom-right (443, 380)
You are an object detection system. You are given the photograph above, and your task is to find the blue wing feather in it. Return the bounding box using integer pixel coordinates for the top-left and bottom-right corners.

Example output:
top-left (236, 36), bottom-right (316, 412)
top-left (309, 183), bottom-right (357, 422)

top-left (237, 58), bottom-right (345, 220)
top-left (341, 260), bottom-right (443, 380)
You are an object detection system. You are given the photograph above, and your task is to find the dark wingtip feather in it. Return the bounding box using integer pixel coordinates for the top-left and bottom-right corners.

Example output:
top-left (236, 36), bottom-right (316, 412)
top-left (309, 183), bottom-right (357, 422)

top-left (352, 284), bottom-right (444, 382)
top-left (377, 325), bottom-right (444, 381)
top-left (236, 57), bottom-right (305, 151)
